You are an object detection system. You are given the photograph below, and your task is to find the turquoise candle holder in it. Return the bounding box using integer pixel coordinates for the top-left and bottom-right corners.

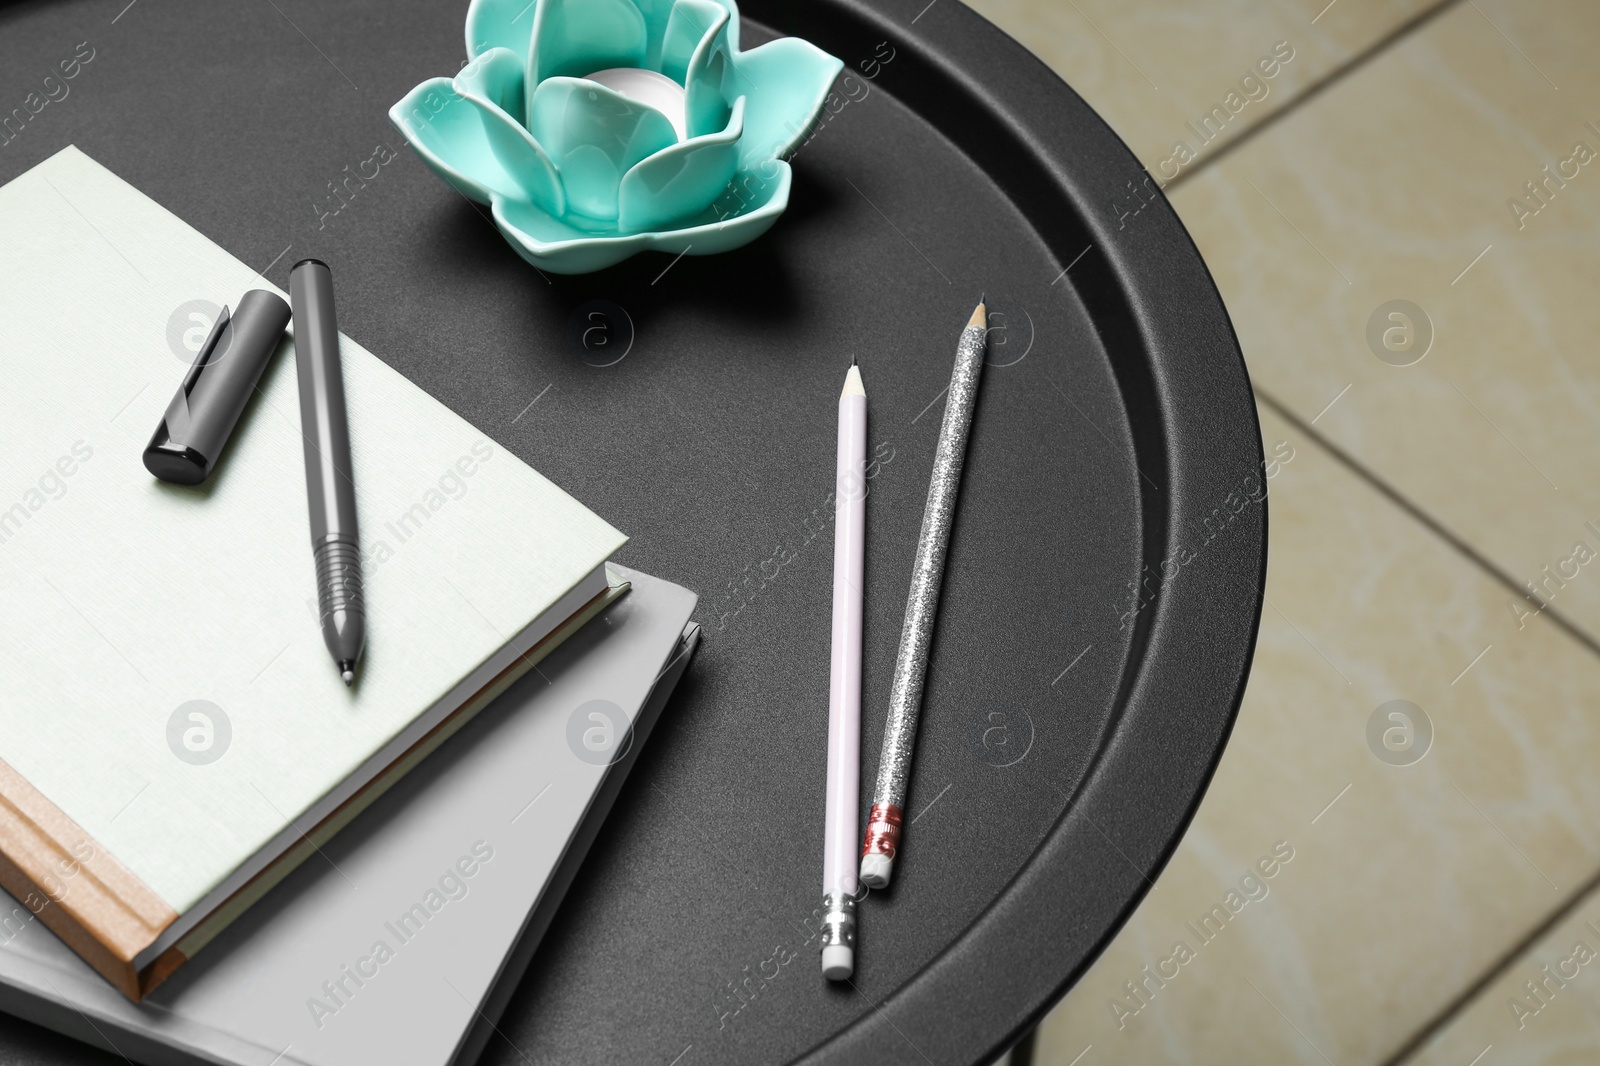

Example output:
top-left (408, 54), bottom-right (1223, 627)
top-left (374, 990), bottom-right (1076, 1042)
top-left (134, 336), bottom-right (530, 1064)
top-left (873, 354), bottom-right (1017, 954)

top-left (390, 0), bottom-right (844, 275)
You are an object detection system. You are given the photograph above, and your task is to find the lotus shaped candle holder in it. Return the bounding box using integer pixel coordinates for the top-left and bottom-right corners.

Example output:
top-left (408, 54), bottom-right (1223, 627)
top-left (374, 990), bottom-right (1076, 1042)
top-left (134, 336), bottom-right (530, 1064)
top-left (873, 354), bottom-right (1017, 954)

top-left (390, 0), bottom-right (844, 274)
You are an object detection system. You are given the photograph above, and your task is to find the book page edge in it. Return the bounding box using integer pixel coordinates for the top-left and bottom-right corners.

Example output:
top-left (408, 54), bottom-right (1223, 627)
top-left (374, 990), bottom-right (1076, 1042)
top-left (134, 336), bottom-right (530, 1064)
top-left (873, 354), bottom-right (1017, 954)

top-left (0, 758), bottom-right (176, 1001)
top-left (152, 577), bottom-right (633, 983)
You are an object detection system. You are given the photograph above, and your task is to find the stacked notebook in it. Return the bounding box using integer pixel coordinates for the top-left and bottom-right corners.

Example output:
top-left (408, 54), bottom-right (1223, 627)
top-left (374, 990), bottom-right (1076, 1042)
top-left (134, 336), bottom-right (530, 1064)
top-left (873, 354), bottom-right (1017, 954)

top-left (0, 147), bottom-right (697, 1064)
top-left (0, 567), bottom-right (698, 1066)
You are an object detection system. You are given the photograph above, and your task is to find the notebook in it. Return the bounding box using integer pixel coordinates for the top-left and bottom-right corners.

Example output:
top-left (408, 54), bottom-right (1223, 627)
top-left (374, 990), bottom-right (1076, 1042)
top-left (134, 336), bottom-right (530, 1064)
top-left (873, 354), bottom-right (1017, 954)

top-left (0, 146), bottom-right (628, 1000)
top-left (0, 566), bottom-right (699, 1066)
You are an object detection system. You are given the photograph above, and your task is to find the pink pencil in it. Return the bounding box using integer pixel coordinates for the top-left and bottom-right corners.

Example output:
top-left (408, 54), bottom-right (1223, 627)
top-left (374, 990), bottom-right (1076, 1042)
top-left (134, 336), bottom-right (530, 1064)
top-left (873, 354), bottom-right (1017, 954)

top-left (821, 359), bottom-right (867, 981)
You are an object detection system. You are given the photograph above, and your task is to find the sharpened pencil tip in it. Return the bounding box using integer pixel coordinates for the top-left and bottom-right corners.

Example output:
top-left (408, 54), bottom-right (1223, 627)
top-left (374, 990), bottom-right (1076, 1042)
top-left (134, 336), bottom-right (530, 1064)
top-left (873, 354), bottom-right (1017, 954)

top-left (967, 296), bottom-right (987, 330)
top-left (843, 362), bottom-right (865, 397)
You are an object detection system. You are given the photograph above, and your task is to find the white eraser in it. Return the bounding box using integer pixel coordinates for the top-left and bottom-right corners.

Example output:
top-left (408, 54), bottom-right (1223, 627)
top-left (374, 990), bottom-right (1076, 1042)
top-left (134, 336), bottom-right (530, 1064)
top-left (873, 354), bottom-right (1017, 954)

top-left (860, 853), bottom-right (893, 889)
top-left (822, 944), bottom-right (854, 981)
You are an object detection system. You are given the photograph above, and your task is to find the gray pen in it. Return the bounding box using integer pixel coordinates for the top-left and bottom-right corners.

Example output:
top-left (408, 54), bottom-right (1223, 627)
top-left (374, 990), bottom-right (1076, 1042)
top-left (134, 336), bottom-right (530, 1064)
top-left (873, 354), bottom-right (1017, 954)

top-left (289, 259), bottom-right (366, 685)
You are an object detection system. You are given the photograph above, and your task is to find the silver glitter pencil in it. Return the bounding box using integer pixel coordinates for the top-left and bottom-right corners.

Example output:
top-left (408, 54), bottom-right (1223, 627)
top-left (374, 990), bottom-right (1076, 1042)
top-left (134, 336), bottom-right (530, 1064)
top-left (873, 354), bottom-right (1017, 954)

top-left (860, 297), bottom-right (988, 890)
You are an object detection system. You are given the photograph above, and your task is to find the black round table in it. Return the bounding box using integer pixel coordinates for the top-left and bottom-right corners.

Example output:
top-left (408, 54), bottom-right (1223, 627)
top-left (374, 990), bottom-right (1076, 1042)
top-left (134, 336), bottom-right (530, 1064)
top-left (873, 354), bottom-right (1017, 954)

top-left (0, 1), bottom-right (1266, 1063)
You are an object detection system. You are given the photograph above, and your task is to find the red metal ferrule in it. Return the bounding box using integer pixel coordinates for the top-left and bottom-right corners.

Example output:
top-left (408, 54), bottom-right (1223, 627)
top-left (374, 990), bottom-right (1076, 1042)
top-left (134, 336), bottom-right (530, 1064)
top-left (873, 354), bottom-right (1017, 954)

top-left (860, 803), bottom-right (904, 859)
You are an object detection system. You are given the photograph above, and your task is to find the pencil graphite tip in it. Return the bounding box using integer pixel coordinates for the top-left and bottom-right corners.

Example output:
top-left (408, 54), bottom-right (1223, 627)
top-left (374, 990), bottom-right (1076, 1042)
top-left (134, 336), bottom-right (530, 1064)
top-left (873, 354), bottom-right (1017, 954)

top-left (967, 296), bottom-right (987, 330)
top-left (843, 362), bottom-right (865, 398)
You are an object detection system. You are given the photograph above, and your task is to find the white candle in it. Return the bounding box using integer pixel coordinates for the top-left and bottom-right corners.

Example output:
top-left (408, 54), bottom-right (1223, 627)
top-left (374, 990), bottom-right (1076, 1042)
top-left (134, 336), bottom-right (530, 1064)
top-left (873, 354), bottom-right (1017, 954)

top-left (584, 67), bottom-right (688, 141)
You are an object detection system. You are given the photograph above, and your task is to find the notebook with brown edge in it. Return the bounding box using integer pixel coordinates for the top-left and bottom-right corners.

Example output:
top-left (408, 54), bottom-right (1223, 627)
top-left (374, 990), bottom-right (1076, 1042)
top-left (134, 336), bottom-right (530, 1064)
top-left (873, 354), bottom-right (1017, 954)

top-left (0, 145), bottom-right (628, 1000)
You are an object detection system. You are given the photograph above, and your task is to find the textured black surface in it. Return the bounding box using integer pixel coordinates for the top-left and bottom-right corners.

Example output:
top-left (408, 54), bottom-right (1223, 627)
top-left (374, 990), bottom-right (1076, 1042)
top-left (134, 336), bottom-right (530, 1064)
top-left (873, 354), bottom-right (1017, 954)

top-left (0, 2), bottom-right (1264, 1065)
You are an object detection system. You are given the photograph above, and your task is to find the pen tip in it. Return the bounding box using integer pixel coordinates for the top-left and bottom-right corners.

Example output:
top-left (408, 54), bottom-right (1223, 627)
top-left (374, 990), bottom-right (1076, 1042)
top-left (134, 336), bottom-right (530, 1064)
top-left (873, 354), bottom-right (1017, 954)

top-left (339, 660), bottom-right (356, 686)
top-left (342, 671), bottom-right (354, 686)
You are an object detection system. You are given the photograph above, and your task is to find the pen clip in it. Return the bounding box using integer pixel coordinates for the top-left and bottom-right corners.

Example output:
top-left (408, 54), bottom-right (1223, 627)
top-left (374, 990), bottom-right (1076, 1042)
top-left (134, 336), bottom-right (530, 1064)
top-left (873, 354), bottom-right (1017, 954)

top-left (163, 306), bottom-right (230, 443)
top-left (179, 305), bottom-right (231, 396)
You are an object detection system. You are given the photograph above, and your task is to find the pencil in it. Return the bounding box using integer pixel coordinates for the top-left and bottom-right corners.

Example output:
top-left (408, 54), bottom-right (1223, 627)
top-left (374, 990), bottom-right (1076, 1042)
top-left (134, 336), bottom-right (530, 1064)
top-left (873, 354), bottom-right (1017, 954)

top-left (860, 298), bottom-right (987, 890)
top-left (822, 358), bottom-right (867, 980)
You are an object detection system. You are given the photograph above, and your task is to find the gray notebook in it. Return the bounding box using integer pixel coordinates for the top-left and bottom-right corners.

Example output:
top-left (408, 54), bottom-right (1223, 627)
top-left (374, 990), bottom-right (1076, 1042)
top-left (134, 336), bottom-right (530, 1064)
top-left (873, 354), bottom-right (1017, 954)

top-left (0, 565), bottom-right (699, 1066)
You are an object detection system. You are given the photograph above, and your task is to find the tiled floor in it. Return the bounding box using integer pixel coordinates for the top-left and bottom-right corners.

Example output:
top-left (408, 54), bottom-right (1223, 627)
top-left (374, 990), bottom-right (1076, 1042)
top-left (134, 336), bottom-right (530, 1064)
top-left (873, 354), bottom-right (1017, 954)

top-left (1174, 0), bottom-right (1600, 639)
top-left (955, 0), bottom-right (1600, 1063)
top-left (1402, 880), bottom-right (1600, 1064)
top-left (966, 0), bottom-right (1444, 185)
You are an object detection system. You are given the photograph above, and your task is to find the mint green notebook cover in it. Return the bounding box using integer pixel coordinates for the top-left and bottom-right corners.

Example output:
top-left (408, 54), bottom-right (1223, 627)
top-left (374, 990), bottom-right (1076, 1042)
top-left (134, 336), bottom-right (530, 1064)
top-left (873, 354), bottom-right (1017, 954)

top-left (0, 146), bottom-right (627, 919)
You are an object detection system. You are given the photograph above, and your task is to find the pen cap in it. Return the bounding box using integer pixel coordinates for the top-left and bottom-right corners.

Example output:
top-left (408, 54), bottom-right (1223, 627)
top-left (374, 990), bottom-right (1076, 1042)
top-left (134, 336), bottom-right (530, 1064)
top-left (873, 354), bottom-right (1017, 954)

top-left (143, 289), bottom-right (291, 485)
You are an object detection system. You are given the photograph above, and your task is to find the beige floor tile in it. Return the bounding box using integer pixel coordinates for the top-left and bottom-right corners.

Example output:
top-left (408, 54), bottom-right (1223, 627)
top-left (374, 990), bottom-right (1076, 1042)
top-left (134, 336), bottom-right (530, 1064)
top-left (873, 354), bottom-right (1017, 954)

top-left (1168, 0), bottom-right (1600, 641)
top-left (1032, 406), bottom-right (1600, 1065)
top-left (960, 0), bottom-right (1442, 181)
top-left (1401, 882), bottom-right (1600, 1066)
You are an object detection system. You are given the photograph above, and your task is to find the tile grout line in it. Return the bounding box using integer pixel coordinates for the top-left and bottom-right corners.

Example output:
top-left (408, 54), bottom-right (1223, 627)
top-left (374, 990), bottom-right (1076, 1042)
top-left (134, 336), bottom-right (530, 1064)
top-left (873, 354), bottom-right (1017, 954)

top-left (1379, 861), bottom-right (1600, 1065)
top-left (1255, 389), bottom-right (1600, 663)
top-left (1120, 1), bottom-right (1581, 1056)
top-left (1164, 0), bottom-right (1467, 194)
top-left (1252, 407), bottom-right (1600, 1062)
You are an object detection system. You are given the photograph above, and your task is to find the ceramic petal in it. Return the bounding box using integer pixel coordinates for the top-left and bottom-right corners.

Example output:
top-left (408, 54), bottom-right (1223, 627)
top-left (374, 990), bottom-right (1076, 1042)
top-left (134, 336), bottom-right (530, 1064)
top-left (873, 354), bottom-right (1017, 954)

top-left (454, 46), bottom-right (527, 125)
top-left (634, 0), bottom-right (678, 72)
top-left (491, 159), bottom-right (790, 274)
top-left (527, 76), bottom-right (678, 221)
top-left (729, 37), bottom-right (843, 166)
top-left (659, 0), bottom-right (725, 86)
top-left (618, 96), bottom-right (744, 233)
top-left (464, 0), bottom-right (535, 61)
top-left (527, 0), bottom-right (649, 117)
top-left (681, 1), bottom-right (736, 139)
top-left (389, 79), bottom-right (564, 214)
